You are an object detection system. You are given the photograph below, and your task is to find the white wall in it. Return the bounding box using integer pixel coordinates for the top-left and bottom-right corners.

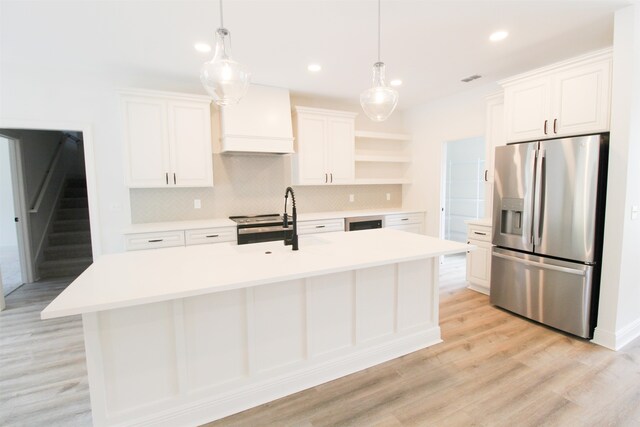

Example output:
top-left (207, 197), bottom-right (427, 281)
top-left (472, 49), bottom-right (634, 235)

top-left (403, 84), bottom-right (499, 237)
top-left (594, 4), bottom-right (640, 350)
top-left (0, 138), bottom-right (17, 248)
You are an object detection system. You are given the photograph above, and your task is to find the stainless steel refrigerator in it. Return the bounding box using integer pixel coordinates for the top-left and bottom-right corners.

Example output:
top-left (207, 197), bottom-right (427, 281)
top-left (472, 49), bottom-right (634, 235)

top-left (490, 134), bottom-right (608, 338)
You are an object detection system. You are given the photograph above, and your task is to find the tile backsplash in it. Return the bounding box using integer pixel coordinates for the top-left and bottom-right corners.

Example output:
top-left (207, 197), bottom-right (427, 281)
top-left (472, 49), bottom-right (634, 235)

top-left (130, 154), bottom-right (402, 223)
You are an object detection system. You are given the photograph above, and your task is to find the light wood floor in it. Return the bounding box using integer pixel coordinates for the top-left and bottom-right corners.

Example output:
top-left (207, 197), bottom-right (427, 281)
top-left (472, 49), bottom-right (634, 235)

top-left (2, 259), bottom-right (640, 426)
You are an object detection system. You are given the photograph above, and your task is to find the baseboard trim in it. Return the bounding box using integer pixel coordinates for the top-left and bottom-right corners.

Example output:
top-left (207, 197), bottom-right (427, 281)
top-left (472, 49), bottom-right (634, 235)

top-left (593, 317), bottom-right (640, 350)
top-left (112, 328), bottom-right (442, 427)
top-left (467, 284), bottom-right (490, 296)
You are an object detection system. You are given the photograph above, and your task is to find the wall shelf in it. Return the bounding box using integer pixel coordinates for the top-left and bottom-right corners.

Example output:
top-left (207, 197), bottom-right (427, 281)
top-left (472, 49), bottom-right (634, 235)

top-left (354, 155), bottom-right (411, 163)
top-left (354, 130), bottom-right (412, 184)
top-left (354, 131), bottom-right (412, 141)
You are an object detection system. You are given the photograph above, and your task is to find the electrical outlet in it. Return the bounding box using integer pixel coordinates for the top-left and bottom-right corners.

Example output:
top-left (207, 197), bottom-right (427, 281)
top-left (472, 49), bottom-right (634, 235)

top-left (632, 205), bottom-right (639, 220)
top-left (386, 193), bottom-right (391, 201)
top-left (194, 199), bottom-right (201, 209)
top-left (349, 194), bottom-right (355, 203)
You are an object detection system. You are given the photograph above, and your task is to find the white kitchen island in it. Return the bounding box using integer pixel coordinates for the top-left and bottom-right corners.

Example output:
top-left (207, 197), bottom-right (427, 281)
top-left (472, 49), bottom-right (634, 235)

top-left (42, 229), bottom-right (469, 426)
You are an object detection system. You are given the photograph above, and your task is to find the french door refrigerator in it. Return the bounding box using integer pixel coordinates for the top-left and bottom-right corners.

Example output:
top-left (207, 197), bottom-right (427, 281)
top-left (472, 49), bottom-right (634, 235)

top-left (490, 134), bottom-right (608, 338)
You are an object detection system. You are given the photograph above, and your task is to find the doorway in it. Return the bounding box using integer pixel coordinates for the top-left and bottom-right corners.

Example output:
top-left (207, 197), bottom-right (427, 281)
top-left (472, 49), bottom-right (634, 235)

top-left (0, 137), bottom-right (25, 295)
top-left (441, 136), bottom-right (486, 242)
top-left (0, 129), bottom-right (95, 300)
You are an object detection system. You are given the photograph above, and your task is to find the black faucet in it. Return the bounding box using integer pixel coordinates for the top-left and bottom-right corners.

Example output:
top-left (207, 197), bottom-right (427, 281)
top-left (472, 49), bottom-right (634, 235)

top-left (283, 187), bottom-right (299, 251)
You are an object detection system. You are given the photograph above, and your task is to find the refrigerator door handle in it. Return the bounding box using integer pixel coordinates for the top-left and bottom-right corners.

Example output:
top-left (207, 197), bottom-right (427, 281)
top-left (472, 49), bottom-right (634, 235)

top-left (492, 252), bottom-right (586, 276)
top-left (533, 148), bottom-right (546, 246)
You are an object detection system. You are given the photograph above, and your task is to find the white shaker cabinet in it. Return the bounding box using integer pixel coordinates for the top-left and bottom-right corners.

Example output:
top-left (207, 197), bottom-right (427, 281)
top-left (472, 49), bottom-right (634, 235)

top-left (502, 49), bottom-right (612, 143)
top-left (483, 92), bottom-right (506, 218)
top-left (385, 212), bottom-right (425, 234)
top-left (122, 89), bottom-right (213, 188)
top-left (465, 221), bottom-right (492, 295)
top-left (292, 106), bottom-right (357, 185)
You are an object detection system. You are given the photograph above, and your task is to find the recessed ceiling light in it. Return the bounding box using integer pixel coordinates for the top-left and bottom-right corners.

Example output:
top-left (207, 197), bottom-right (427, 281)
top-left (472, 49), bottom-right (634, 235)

top-left (194, 42), bottom-right (212, 53)
top-left (307, 64), bottom-right (322, 72)
top-left (390, 79), bottom-right (402, 87)
top-left (489, 31), bottom-right (508, 42)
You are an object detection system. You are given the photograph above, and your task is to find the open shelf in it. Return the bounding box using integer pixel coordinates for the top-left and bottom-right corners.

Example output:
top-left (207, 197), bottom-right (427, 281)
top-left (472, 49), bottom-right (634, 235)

top-left (354, 130), bottom-right (412, 184)
top-left (355, 154), bottom-right (412, 163)
top-left (354, 131), bottom-right (412, 141)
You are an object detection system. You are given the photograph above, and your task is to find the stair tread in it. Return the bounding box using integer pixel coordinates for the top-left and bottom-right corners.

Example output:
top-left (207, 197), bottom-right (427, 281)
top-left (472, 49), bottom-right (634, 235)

top-left (40, 257), bottom-right (93, 268)
top-left (49, 230), bottom-right (91, 236)
top-left (45, 243), bottom-right (92, 251)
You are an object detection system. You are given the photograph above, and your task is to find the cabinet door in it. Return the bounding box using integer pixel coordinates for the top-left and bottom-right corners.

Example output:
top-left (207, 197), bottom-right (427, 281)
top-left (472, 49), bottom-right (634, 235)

top-left (326, 117), bottom-right (355, 184)
top-left (167, 101), bottom-right (213, 187)
top-left (466, 240), bottom-right (491, 292)
top-left (504, 77), bottom-right (551, 143)
top-left (296, 115), bottom-right (328, 185)
top-left (551, 60), bottom-right (611, 137)
top-left (123, 97), bottom-right (170, 187)
top-left (484, 94), bottom-right (505, 218)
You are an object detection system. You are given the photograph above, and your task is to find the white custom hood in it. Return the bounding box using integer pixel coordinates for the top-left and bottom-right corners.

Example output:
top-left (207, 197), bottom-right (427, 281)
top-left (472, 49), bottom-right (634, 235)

top-left (219, 84), bottom-right (294, 154)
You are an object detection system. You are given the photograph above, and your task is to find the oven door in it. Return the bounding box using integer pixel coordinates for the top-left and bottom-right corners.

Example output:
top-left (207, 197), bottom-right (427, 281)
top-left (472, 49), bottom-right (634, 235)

top-left (237, 225), bottom-right (293, 245)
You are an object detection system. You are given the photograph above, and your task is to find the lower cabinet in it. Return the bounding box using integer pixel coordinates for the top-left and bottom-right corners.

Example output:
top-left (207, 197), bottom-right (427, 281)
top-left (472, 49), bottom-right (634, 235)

top-left (125, 226), bottom-right (236, 251)
top-left (297, 218), bottom-right (345, 235)
top-left (385, 212), bottom-right (425, 234)
top-left (465, 222), bottom-right (492, 295)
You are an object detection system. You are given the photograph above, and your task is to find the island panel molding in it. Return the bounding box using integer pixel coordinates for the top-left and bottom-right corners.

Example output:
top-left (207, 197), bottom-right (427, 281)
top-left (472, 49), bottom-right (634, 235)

top-left (43, 230), bottom-right (468, 426)
top-left (81, 258), bottom-right (440, 426)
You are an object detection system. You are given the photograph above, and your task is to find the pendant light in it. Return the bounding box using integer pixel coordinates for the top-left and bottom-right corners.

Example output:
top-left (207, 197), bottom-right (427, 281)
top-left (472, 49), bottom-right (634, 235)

top-left (200, 0), bottom-right (251, 105)
top-left (360, 0), bottom-right (398, 122)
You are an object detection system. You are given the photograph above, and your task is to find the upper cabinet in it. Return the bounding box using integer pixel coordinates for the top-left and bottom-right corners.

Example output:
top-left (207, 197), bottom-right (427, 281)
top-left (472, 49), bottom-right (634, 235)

top-left (291, 106), bottom-right (357, 185)
top-left (502, 49), bottom-right (612, 143)
top-left (484, 92), bottom-right (505, 218)
top-left (121, 89), bottom-right (213, 188)
top-left (219, 85), bottom-right (294, 154)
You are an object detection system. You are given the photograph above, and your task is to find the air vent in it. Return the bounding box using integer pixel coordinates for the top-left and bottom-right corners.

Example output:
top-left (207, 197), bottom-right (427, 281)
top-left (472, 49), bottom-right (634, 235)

top-left (461, 74), bottom-right (482, 83)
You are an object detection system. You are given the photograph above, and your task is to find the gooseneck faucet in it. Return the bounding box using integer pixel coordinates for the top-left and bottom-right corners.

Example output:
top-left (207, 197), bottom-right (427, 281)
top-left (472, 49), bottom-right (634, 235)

top-left (283, 187), bottom-right (299, 251)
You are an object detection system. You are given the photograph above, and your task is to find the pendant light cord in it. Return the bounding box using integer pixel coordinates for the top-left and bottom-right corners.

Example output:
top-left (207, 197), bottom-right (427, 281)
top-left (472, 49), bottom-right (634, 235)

top-left (220, 0), bottom-right (224, 28)
top-left (377, 0), bottom-right (381, 62)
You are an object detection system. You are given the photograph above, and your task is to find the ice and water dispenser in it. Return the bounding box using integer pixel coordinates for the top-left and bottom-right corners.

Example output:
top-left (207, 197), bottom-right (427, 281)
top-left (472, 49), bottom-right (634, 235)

top-left (500, 198), bottom-right (524, 236)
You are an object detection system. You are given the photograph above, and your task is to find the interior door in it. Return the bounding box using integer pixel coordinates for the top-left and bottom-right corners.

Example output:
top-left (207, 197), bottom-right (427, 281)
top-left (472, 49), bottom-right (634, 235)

top-left (492, 142), bottom-right (537, 252)
top-left (534, 135), bottom-right (602, 262)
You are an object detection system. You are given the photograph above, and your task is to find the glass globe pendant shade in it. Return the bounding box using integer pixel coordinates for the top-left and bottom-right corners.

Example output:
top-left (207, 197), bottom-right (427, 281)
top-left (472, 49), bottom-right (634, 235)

top-left (200, 28), bottom-right (251, 106)
top-left (360, 62), bottom-right (399, 122)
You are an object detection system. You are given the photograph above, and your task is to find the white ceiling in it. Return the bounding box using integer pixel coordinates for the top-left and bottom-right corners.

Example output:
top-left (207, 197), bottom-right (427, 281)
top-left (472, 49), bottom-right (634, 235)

top-left (0, 0), bottom-right (633, 110)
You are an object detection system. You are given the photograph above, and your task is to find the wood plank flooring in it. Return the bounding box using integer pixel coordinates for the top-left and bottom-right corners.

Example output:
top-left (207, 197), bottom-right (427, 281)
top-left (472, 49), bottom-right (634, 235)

top-left (2, 259), bottom-right (639, 426)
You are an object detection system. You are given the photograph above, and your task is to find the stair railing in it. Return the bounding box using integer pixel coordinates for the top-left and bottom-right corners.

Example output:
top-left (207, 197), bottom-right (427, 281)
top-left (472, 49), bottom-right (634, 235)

top-left (29, 133), bottom-right (77, 213)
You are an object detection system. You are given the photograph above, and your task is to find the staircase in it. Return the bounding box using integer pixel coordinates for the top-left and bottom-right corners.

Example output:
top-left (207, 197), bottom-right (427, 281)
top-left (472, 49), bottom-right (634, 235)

top-left (39, 177), bottom-right (93, 279)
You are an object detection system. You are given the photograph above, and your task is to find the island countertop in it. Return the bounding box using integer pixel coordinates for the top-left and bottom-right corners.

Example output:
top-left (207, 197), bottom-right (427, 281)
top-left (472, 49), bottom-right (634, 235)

top-left (42, 229), bottom-right (470, 320)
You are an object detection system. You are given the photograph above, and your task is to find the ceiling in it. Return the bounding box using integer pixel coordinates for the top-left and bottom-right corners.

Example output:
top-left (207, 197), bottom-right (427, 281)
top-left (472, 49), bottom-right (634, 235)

top-left (0, 0), bottom-right (633, 110)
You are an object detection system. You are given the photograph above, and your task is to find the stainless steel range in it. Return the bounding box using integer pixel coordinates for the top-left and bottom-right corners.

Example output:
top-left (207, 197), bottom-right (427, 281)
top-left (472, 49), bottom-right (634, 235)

top-left (229, 214), bottom-right (293, 245)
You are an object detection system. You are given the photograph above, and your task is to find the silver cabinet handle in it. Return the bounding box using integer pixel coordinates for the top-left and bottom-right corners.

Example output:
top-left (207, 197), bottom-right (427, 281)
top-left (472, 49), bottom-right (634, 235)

top-left (148, 239), bottom-right (163, 243)
top-left (543, 119), bottom-right (548, 135)
top-left (493, 252), bottom-right (586, 276)
top-left (330, 173), bottom-right (333, 183)
top-left (205, 234), bottom-right (219, 238)
top-left (165, 173), bottom-right (168, 185)
top-left (401, 218), bottom-right (409, 221)
top-left (473, 231), bottom-right (487, 236)
top-left (315, 225), bottom-right (325, 228)
top-left (173, 173), bottom-right (177, 185)
top-left (325, 173), bottom-right (328, 183)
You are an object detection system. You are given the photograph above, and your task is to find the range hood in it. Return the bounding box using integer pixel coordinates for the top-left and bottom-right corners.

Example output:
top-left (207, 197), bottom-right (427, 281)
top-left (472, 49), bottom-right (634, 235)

top-left (220, 84), bottom-right (294, 154)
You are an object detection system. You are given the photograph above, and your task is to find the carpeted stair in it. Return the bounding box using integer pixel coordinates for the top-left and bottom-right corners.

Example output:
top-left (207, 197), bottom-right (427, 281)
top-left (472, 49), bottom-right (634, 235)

top-left (39, 177), bottom-right (93, 279)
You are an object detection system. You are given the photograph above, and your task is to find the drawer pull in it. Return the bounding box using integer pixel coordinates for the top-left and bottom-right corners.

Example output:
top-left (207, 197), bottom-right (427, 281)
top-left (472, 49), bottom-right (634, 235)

top-left (473, 231), bottom-right (487, 236)
top-left (205, 234), bottom-right (219, 238)
top-left (401, 218), bottom-right (409, 221)
top-left (315, 225), bottom-right (325, 229)
top-left (148, 239), bottom-right (163, 243)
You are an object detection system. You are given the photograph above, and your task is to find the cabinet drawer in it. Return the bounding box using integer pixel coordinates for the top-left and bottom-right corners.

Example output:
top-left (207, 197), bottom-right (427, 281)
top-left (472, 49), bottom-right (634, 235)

top-left (467, 225), bottom-right (492, 242)
top-left (385, 212), bottom-right (424, 227)
top-left (387, 223), bottom-right (422, 234)
top-left (125, 231), bottom-right (185, 251)
top-left (298, 218), bottom-right (345, 235)
top-left (185, 227), bottom-right (236, 246)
